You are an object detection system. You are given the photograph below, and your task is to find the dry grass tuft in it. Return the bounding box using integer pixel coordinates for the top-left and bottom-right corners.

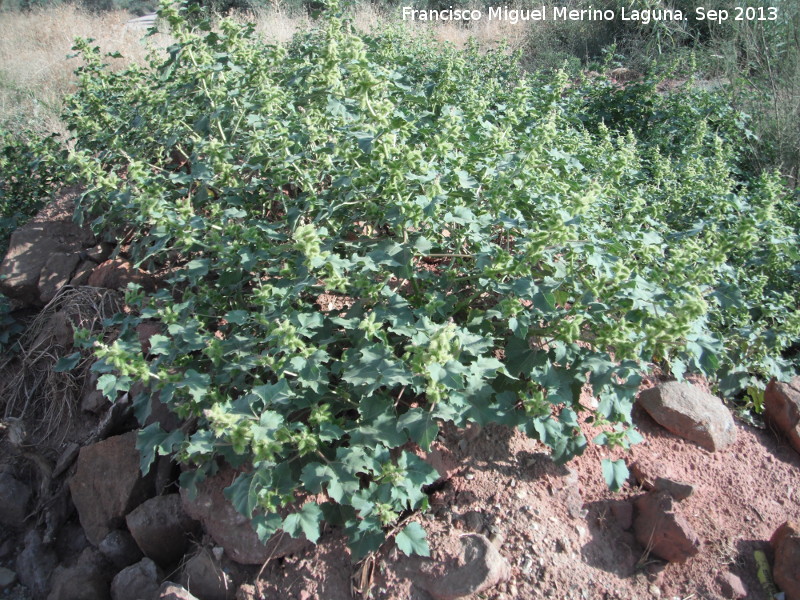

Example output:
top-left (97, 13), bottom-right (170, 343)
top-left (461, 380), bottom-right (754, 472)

top-left (0, 4), bottom-right (160, 136)
top-left (0, 285), bottom-right (123, 445)
top-left (1, 4), bottom-right (527, 136)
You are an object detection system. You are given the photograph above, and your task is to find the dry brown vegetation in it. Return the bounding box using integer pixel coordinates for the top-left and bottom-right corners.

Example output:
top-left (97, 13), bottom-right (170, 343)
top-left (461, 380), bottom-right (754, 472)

top-left (0, 6), bottom-right (162, 134)
top-left (0, 3), bottom-right (529, 136)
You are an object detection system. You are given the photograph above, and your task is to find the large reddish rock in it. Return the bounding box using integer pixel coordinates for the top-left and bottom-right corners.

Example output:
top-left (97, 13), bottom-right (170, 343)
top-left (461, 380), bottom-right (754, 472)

top-left (771, 521), bottom-right (800, 600)
top-left (126, 494), bottom-right (199, 566)
top-left (637, 382), bottom-right (736, 451)
top-left (39, 253), bottom-right (81, 304)
top-left (633, 490), bottom-right (701, 563)
top-left (179, 466), bottom-right (310, 565)
top-left (88, 259), bottom-right (155, 292)
top-left (764, 377), bottom-right (800, 454)
top-left (70, 432), bottom-right (155, 545)
top-left (0, 219), bottom-right (94, 306)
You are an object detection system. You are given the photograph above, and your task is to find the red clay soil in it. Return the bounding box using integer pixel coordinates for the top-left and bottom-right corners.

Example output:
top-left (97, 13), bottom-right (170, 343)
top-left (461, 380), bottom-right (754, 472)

top-left (250, 388), bottom-right (800, 600)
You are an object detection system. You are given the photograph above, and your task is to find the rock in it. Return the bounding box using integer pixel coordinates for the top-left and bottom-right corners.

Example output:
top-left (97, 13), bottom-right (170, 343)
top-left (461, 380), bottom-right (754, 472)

top-left (88, 259), bottom-right (155, 292)
top-left (234, 585), bottom-right (257, 600)
top-left (39, 252), bottom-right (81, 303)
top-left (53, 520), bottom-right (90, 564)
top-left (157, 582), bottom-right (199, 600)
top-left (419, 534), bottom-right (511, 600)
top-left (52, 443), bottom-right (81, 478)
top-left (47, 548), bottom-right (113, 600)
top-left (0, 473), bottom-right (32, 528)
top-left (0, 212), bottom-right (95, 306)
top-left (69, 431), bottom-right (155, 545)
top-left (180, 465), bottom-right (310, 565)
top-left (717, 571), bottom-right (747, 599)
top-left (637, 382), bottom-right (737, 451)
top-left (0, 534), bottom-right (17, 559)
top-left (126, 494), bottom-right (199, 566)
top-left (82, 389), bottom-right (110, 414)
top-left (99, 530), bottom-right (144, 570)
top-left (136, 321), bottom-right (163, 356)
top-left (653, 477), bottom-right (694, 501)
top-left (154, 456), bottom-right (178, 497)
top-left (629, 461), bottom-right (655, 490)
top-left (85, 242), bottom-right (115, 264)
top-left (764, 377), bottom-right (800, 454)
top-left (180, 550), bottom-right (236, 600)
top-left (70, 260), bottom-right (97, 286)
top-left (16, 529), bottom-right (59, 598)
top-left (771, 521), bottom-right (800, 600)
top-left (0, 566), bottom-right (17, 591)
top-left (633, 490), bottom-right (701, 563)
top-left (460, 511), bottom-right (485, 533)
top-left (609, 500), bottom-right (634, 530)
top-left (110, 558), bottom-right (162, 600)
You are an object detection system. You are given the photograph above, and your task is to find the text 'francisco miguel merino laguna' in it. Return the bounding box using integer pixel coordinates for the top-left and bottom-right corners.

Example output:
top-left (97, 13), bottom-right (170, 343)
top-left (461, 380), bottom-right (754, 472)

top-left (402, 5), bottom-right (687, 24)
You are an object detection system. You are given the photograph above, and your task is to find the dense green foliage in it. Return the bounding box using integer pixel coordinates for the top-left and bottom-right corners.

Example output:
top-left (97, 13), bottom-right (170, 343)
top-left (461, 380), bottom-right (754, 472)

top-left (0, 130), bottom-right (66, 256)
top-left (50, 1), bottom-right (800, 556)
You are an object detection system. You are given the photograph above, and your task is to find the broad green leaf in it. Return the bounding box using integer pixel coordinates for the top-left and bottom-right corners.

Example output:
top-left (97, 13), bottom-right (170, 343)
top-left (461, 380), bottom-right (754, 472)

top-left (53, 352), bottom-right (81, 372)
top-left (397, 409), bottom-right (439, 451)
top-left (395, 522), bottom-right (430, 557)
top-left (282, 502), bottom-right (323, 543)
top-left (601, 458), bottom-right (629, 492)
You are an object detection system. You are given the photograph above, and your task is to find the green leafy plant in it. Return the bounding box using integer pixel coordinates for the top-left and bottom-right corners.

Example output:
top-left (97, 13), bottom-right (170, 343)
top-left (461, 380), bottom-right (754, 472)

top-left (0, 129), bottom-right (66, 255)
top-left (63, 1), bottom-right (799, 558)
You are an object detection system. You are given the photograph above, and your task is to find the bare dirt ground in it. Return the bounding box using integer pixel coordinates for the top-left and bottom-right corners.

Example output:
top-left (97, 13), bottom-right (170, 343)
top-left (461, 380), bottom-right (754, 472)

top-left (250, 389), bottom-right (799, 600)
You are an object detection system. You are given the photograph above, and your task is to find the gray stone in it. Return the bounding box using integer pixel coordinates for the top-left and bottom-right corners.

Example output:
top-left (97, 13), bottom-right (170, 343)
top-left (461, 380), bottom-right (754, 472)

top-left (0, 566), bottom-right (17, 591)
top-left (765, 377), bottom-right (800, 455)
top-left (47, 548), bottom-right (112, 600)
top-left (419, 534), bottom-right (511, 600)
top-left (771, 521), bottom-right (800, 600)
top-left (69, 432), bottom-right (155, 545)
top-left (180, 551), bottom-right (236, 600)
top-left (98, 530), bottom-right (143, 570)
top-left (0, 213), bottom-right (94, 306)
top-left (638, 382), bottom-right (737, 451)
top-left (38, 252), bottom-right (81, 304)
top-left (634, 490), bottom-right (701, 563)
top-left (16, 529), bottom-right (59, 598)
top-left (53, 520), bottom-right (90, 564)
top-left (82, 389), bottom-right (109, 414)
top-left (157, 582), bottom-right (199, 600)
top-left (180, 465), bottom-right (310, 565)
top-left (110, 558), bottom-right (162, 600)
top-left (126, 494), bottom-right (198, 566)
top-left (653, 477), bottom-right (695, 501)
top-left (0, 473), bottom-right (32, 528)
